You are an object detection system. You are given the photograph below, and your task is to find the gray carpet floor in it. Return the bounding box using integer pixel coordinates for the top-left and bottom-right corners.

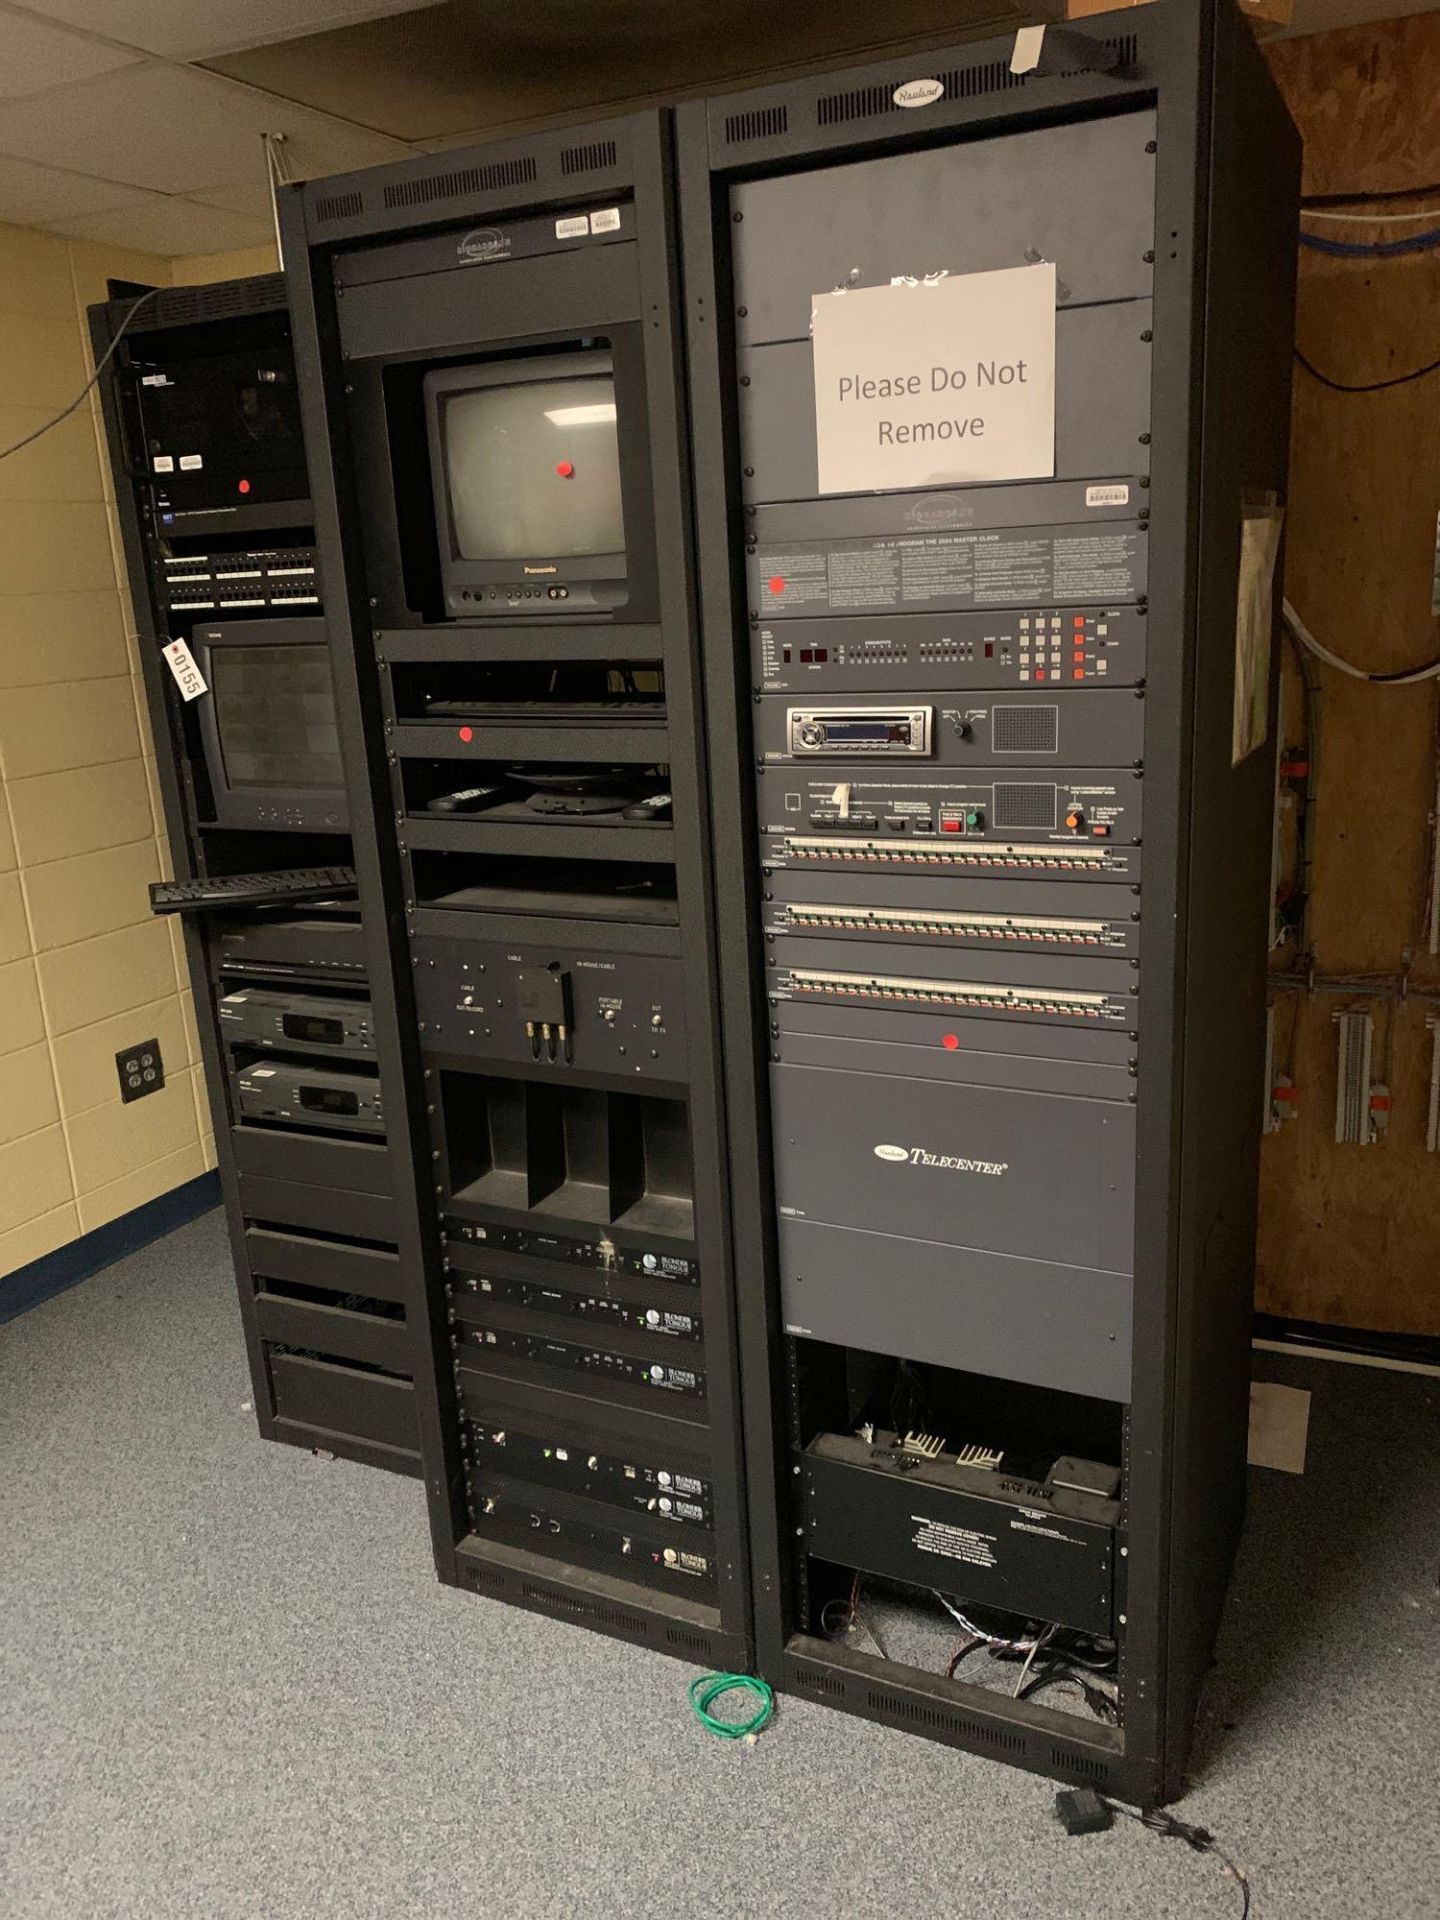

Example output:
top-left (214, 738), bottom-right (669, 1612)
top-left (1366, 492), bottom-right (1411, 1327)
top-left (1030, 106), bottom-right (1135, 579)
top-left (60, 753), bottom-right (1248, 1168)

top-left (1, 1211), bottom-right (1437, 1920)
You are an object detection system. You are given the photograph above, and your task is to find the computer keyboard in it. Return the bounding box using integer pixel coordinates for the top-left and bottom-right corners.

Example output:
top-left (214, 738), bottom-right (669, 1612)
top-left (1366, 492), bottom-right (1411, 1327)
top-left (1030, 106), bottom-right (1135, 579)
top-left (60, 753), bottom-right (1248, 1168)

top-left (148, 866), bottom-right (359, 915)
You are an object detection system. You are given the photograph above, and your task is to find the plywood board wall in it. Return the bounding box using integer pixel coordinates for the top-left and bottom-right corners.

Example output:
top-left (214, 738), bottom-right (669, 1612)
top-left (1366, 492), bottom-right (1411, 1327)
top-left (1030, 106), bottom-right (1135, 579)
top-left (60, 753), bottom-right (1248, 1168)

top-left (1259, 13), bottom-right (1440, 1334)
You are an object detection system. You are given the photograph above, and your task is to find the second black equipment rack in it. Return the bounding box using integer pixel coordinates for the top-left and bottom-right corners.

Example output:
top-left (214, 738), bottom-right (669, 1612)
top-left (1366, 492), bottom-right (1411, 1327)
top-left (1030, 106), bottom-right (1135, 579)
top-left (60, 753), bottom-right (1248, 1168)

top-left (280, 113), bottom-right (753, 1670)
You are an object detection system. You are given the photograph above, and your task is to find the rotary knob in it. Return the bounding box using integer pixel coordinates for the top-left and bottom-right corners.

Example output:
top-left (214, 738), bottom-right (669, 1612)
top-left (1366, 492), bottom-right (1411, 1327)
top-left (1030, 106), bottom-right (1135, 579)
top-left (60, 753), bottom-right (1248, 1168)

top-left (799, 723), bottom-right (824, 747)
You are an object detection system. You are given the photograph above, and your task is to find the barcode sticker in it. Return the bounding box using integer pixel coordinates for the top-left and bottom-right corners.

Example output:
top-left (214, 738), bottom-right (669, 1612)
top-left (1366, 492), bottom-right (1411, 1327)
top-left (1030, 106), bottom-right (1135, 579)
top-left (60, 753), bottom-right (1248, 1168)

top-left (590, 207), bottom-right (621, 233)
top-left (1086, 484), bottom-right (1130, 508)
top-left (162, 639), bottom-right (207, 702)
top-left (152, 456), bottom-right (174, 473)
top-left (555, 215), bottom-right (590, 239)
top-left (178, 454), bottom-right (203, 471)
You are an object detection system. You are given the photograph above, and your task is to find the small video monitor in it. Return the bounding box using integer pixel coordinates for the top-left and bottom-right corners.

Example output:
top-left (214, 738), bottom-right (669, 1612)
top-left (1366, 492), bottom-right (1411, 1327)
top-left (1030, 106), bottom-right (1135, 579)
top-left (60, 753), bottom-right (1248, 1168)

top-left (425, 350), bottom-right (630, 617)
top-left (192, 620), bottom-right (348, 831)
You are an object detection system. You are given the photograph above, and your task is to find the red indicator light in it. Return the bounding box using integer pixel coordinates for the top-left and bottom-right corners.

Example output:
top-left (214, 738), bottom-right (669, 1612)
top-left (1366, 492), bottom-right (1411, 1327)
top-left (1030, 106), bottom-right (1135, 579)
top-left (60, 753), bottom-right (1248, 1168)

top-left (941, 1033), bottom-right (960, 1051)
top-left (768, 576), bottom-right (785, 595)
top-left (556, 461), bottom-right (574, 478)
top-left (458, 726), bottom-right (473, 743)
top-left (237, 478), bottom-right (251, 495)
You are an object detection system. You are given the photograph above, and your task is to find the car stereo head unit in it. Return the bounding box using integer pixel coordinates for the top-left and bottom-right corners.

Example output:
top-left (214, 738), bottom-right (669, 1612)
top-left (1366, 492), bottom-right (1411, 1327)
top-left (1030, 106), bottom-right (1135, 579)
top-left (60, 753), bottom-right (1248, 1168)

top-left (788, 707), bottom-right (932, 755)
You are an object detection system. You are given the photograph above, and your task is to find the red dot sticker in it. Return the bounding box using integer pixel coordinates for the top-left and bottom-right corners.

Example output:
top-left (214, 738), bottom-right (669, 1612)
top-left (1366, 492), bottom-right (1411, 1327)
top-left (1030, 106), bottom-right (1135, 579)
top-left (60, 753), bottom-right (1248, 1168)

top-left (768, 576), bottom-right (785, 595)
top-left (237, 478), bottom-right (251, 494)
top-left (556, 461), bottom-right (574, 478)
top-left (941, 1033), bottom-right (960, 1051)
top-left (458, 726), bottom-right (473, 743)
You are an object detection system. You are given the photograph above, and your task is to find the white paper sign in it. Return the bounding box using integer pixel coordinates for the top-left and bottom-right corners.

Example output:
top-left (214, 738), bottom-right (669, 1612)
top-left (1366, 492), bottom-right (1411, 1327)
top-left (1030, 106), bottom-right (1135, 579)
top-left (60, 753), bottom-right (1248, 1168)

top-left (810, 264), bottom-right (1057, 495)
top-left (162, 639), bottom-right (207, 702)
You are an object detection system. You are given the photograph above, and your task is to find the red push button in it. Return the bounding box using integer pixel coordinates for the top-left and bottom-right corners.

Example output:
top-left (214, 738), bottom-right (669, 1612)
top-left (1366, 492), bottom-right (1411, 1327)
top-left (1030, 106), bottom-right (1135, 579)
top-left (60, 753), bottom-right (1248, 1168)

top-left (1072, 667), bottom-right (1085, 680)
top-left (940, 818), bottom-right (961, 833)
top-left (556, 461), bottom-right (574, 478)
top-left (458, 726), bottom-right (473, 743)
top-left (1074, 614), bottom-right (1086, 628)
top-left (1035, 668), bottom-right (1047, 681)
top-left (941, 1033), bottom-right (960, 1051)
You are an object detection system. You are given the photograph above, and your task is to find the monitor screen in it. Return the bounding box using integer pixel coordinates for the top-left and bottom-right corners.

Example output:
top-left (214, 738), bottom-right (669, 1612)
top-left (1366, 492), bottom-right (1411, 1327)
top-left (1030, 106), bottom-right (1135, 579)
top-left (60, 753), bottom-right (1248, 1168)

top-left (210, 643), bottom-right (344, 792)
top-left (440, 375), bottom-right (625, 562)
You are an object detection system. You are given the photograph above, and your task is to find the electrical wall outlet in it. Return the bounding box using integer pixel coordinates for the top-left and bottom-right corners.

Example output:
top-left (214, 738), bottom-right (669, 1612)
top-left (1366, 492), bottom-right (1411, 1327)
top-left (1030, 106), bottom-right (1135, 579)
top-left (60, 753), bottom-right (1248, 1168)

top-left (116, 1038), bottom-right (164, 1103)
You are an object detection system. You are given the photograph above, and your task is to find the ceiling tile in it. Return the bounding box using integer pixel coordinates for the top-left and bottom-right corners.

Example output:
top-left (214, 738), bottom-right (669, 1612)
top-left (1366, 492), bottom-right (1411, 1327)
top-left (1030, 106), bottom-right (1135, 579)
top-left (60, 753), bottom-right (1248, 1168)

top-left (10, 1), bottom-right (439, 61)
top-left (48, 192), bottom-right (274, 255)
top-left (0, 152), bottom-right (141, 223)
top-left (190, 178), bottom-right (275, 218)
top-left (0, 8), bottom-right (142, 97)
top-left (205, 0), bottom-right (1035, 142)
top-left (0, 62), bottom-right (411, 196)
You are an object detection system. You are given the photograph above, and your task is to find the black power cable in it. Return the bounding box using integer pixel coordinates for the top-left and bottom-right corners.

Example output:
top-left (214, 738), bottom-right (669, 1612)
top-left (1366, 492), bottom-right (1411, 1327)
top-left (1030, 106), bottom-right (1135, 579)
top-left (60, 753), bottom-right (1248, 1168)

top-left (1107, 1800), bottom-right (1252, 1919)
top-left (0, 287), bottom-right (160, 464)
top-left (1294, 346), bottom-right (1440, 394)
top-left (1302, 178), bottom-right (1440, 208)
top-left (1054, 1790), bottom-right (1251, 1917)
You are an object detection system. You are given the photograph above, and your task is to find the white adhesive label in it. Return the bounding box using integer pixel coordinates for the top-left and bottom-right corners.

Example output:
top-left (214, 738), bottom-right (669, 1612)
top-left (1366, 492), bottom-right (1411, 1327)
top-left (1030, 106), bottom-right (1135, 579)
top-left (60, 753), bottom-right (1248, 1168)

top-left (590, 207), bottom-right (621, 233)
top-left (152, 455), bottom-right (174, 473)
top-left (555, 215), bottom-right (589, 239)
top-left (161, 639), bottom-right (207, 702)
top-left (1086, 483), bottom-right (1130, 508)
top-left (178, 454), bottom-right (203, 471)
top-left (1011, 25), bottom-right (1045, 74)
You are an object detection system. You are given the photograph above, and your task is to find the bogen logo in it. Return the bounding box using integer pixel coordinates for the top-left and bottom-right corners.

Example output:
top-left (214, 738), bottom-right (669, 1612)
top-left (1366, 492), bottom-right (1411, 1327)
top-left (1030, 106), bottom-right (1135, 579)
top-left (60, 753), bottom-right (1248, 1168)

top-left (457, 227), bottom-right (509, 264)
top-left (873, 1142), bottom-right (1009, 1177)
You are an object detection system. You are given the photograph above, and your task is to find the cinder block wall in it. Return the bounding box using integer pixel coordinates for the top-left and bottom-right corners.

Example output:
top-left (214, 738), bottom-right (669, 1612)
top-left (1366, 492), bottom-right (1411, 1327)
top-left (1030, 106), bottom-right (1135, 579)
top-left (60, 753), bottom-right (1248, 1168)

top-left (0, 224), bottom-right (239, 1279)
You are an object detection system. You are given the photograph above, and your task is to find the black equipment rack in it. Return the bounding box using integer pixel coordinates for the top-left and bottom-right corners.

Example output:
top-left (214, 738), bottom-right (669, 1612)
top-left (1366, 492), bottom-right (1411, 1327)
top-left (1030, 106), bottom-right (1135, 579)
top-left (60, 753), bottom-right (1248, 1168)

top-left (91, 276), bottom-right (429, 1478)
top-left (279, 113), bottom-right (754, 1670)
top-left (678, 0), bottom-right (1299, 1804)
